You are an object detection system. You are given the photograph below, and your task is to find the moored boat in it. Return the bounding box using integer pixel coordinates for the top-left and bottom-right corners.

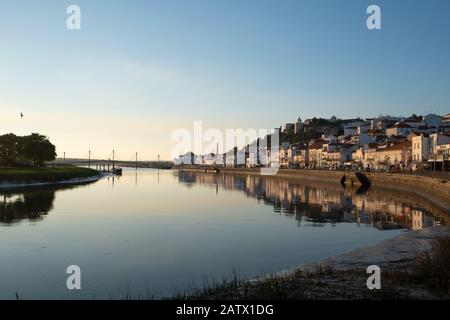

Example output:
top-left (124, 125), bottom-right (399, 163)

top-left (112, 168), bottom-right (123, 175)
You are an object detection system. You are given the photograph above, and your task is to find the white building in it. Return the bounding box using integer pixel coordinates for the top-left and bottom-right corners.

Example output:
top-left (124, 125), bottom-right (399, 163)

top-left (386, 122), bottom-right (413, 137)
top-left (411, 133), bottom-right (430, 170)
top-left (430, 133), bottom-right (450, 156)
top-left (443, 114), bottom-right (450, 125)
top-left (175, 152), bottom-right (195, 165)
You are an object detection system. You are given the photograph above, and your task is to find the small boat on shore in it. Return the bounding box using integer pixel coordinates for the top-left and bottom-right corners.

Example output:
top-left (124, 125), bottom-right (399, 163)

top-left (205, 168), bottom-right (220, 173)
top-left (112, 168), bottom-right (123, 175)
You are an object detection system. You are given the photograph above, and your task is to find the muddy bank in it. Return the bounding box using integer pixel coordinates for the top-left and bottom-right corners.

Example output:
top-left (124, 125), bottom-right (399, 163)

top-left (184, 226), bottom-right (450, 300)
top-left (175, 167), bottom-right (450, 299)
top-left (294, 226), bottom-right (450, 272)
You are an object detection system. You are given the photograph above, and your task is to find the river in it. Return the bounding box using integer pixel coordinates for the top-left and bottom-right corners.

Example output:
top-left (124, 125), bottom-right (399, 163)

top-left (0, 168), bottom-right (444, 299)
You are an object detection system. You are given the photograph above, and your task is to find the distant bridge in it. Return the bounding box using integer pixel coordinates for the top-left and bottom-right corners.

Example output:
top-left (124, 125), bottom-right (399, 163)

top-left (51, 158), bottom-right (173, 170)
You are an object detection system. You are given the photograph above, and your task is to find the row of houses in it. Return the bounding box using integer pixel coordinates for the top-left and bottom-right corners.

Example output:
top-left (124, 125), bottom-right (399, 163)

top-left (280, 133), bottom-right (449, 171)
top-left (175, 114), bottom-right (450, 171)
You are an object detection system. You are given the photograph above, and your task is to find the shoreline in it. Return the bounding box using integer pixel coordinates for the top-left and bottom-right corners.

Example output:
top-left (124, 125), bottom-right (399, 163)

top-left (281, 226), bottom-right (450, 274)
top-left (176, 166), bottom-right (450, 261)
top-left (175, 167), bottom-right (450, 299)
top-left (0, 173), bottom-right (106, 189)
top-left (184, 226), bottom-right (450, 300)
top-left (0, 166), bottom-right (105, 189)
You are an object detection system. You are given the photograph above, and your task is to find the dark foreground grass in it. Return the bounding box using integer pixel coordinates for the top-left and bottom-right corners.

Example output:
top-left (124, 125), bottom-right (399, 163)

top-left (172, 236), bottom-right (450, 300)
top-left (414, 236), bottom-right (450, 295)
top-left (0, 166), bottom-right (100, 183)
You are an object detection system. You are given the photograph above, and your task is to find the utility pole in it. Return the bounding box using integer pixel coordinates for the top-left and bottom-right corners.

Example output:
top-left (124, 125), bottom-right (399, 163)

top-left (434, 135), bottom-right (437, 173)
top-left (112, 150), bottom-right (115, 170)
top-left (88, 150), bottom-right (91, 168)
top-left (158, 154), bottom-right (160, 169)
top-left (63, 152), bottom-right (66, 164)
top-left (136, 152), bottom-right (138, 170)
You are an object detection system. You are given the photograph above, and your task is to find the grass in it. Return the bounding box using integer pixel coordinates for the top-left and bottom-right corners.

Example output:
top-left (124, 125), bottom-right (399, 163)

top-left (413, 236), bottom-right (450, 295)
top-left (0, 166), bottom-right (100, 183)
top-left (172, 236), bottom-right (450, 300)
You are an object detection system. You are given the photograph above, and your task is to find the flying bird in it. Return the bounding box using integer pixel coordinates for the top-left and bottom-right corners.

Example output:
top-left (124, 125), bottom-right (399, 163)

top-left (20, 112), bottom-right (24, 118)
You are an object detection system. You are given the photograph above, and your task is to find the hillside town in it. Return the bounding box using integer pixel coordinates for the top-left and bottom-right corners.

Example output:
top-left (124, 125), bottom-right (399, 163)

top-left (175, 113), bottom-right (450, 172)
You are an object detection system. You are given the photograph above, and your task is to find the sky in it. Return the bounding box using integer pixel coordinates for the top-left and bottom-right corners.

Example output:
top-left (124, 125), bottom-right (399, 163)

top-left (0, 0), bottom-right (449, 160)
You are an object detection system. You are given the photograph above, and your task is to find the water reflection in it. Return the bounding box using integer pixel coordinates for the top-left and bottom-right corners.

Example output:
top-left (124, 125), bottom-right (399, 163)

top-left (0, 182), bottom-right (96, 225)
top-left (176, 171), bottom-right (445, 231)
top-left (0, 169), bottom-right (446, 299)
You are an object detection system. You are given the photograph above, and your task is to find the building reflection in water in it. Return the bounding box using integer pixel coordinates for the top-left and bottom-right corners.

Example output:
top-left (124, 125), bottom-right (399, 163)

top-left (176, 171), bottom-right (444, 231)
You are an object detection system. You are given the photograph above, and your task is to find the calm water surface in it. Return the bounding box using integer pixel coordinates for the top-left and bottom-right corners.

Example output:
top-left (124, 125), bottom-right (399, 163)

top-left (0, 168), bottom-right (443, 299)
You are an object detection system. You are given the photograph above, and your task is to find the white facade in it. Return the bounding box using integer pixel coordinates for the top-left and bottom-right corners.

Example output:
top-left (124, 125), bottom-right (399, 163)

top-left (386, 123), bottom-right (413, 137)
top-left (412, 134), bottom-right (430, 167)
top-left (430, 133), bottom-right (450, 159)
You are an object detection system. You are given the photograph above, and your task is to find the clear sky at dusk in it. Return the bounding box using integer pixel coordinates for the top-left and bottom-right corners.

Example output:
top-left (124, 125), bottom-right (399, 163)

top-left (0, 0), bottom-right (449, 160)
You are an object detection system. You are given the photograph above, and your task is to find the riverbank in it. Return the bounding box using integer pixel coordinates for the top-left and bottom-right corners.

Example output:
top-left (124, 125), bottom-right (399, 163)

top-left (0, 166), bottom-right (102, 188)
top-left (177, 167), bottom-right (450, 215)
top-left (173, 167), bottom-right (450, 299)
top-left (180, 226), bottom-right (450, 300)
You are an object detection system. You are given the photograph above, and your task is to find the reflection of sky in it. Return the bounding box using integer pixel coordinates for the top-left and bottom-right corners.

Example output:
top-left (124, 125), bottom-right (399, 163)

top-left (0, 169), bottom-right (439, 299)
top-left (1, 1), bottom-right (450, 160)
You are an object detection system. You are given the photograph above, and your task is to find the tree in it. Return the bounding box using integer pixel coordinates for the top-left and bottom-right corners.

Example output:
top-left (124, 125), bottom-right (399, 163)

top-left (20, 134), bottom-right (56, 166)
top-left (0, 133), bottom-right (56, 166)
top-left (0, 133), bottom-right (20, 165)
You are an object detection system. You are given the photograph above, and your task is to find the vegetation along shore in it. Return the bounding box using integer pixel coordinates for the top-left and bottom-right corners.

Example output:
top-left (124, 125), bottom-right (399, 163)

top-left (0, 166), bottom-right (100, 185)
top-left (175, 227), bottom-right (450, 300)
top-left (0, 133), bottom-right (100, 186)
top-left (168, 167), bottom-right (450, 299)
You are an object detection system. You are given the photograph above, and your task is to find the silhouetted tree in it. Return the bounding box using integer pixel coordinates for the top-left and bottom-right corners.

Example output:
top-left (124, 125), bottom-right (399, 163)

top-left (0, 133), bottom-right (56, 166)
top-left (20, 134), bottom-right (56, 166)
top-left (0, 133), bottom-right (20, 165)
